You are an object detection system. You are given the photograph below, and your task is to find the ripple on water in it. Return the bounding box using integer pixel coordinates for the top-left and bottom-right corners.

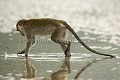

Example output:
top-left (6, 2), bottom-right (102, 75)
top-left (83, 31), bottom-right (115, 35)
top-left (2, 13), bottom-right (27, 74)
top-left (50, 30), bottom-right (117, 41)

top-left (111, 67), bottom-right (117, 72)
top-left (46, 70), bottom-right (53, 73)
top-left (0, 53), bottom-right (94, 62)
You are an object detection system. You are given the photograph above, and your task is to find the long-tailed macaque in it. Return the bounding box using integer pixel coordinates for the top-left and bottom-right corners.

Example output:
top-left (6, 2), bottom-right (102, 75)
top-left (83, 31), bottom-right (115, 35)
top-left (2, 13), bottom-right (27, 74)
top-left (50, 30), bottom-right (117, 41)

top-left (16, 18), bottom-right (115, 58)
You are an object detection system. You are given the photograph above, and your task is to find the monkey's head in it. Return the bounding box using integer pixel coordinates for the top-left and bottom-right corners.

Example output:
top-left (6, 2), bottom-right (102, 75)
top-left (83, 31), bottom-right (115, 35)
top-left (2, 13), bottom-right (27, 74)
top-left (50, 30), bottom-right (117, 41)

top-left (16, 19), bottom-right (26, 36)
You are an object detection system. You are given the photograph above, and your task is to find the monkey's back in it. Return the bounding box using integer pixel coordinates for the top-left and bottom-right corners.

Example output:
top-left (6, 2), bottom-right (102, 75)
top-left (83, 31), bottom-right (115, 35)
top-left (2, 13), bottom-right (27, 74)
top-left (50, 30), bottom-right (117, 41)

top-left (25, 18), bottom-right (64, 36)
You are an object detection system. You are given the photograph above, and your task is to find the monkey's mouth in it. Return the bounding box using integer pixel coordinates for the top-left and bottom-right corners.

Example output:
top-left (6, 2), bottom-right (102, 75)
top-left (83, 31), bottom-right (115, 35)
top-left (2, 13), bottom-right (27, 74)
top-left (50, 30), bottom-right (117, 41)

top-left (20, 31), bottom-right (25, 36)
top-left (17, 29), bottom-right (25, 36)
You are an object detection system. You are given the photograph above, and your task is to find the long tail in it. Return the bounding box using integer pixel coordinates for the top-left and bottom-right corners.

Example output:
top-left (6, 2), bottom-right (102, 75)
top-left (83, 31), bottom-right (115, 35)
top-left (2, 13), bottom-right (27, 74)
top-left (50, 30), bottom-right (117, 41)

top-left (62, 21), bottom-right (115, 58)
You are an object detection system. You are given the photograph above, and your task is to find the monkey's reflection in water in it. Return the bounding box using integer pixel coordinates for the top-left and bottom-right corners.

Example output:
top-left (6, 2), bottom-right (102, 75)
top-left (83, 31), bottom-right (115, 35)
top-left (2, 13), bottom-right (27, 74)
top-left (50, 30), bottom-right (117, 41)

top-left (22, 57), bottom-right (36, 79)
top-left (22, 57), bottom-right (112, 80)
top-left (74, 57), bottom-right (113, 80)
top-left (22, 57), bottom-right (71, 80)
top-left (51, 57), bottom-right (71, 80)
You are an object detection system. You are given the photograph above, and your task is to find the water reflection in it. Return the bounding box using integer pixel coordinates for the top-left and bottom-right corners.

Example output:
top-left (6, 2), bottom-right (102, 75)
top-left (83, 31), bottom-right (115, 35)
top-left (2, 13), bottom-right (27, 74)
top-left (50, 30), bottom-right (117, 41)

top-left (22, 57), bottom-right (36, 79)
top-left (74, 57), bottom-right (113, 80)
top-left (51, 57), bottom-right (71, 80)
top-left (21, 56), bottom-right (113, 80)
top-left (22, 57), bottom-right (71, 80)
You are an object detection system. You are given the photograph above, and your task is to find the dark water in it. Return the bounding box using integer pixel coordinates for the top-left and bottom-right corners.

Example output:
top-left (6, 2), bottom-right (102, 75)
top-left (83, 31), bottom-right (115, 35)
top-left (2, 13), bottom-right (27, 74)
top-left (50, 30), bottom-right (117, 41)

top-left (0, 30), bottom-right (120, 80)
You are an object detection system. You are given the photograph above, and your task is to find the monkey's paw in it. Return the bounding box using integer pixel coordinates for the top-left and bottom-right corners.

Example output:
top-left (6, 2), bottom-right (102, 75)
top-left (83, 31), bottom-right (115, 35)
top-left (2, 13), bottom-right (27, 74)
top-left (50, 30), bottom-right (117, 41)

top-left (65, 53), bottom-right (71, 57)
top-left (17, 50), bottom-right (25, 55)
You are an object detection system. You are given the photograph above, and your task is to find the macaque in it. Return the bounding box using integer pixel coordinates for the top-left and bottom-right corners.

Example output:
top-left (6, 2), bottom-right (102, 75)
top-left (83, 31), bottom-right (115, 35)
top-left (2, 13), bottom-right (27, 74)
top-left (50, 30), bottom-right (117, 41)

top-left (16, 18), bottom-right (115, 58)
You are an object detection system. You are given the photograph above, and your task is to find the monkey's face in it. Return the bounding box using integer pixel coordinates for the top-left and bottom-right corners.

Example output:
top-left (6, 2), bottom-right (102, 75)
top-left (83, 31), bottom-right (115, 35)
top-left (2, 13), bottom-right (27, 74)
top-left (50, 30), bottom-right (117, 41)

top-left (16, 20), bottom-right (26, 36)
top-left (16, 24), bottom-right (25, 36)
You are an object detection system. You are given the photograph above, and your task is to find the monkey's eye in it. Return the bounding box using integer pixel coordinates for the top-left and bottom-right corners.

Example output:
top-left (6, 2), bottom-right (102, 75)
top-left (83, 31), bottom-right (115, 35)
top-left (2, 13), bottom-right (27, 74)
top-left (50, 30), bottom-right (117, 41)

top-left (19, 24), bottom-right (22, 26)
top-left (17, 24), bottom-right (21, 27)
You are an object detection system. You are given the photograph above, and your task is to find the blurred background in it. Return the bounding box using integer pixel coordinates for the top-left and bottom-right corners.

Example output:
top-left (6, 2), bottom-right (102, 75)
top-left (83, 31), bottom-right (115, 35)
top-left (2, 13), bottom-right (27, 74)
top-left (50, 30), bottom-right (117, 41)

top-left (0, 0), bottom-right (120, 80)
top-left (0, 0), bottom-right (120, 45)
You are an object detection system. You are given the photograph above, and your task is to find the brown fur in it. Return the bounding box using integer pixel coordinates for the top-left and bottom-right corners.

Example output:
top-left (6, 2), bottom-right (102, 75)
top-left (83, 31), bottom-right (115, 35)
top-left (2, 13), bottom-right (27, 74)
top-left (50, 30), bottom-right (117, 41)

top-left (16, 18), bottom-right (115, 58)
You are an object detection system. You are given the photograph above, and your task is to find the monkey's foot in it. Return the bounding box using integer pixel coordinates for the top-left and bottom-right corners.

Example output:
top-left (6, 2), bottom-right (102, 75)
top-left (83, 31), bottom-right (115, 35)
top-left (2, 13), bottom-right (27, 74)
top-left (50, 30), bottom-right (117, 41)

top-left (65, 49), bottom-right (71, 57)
top-left (65, 54), bottom-right (71, 57)
top-left (65, 52), bottom-right (71, 57)
top-left (17, 51), bottom-right (25, 55)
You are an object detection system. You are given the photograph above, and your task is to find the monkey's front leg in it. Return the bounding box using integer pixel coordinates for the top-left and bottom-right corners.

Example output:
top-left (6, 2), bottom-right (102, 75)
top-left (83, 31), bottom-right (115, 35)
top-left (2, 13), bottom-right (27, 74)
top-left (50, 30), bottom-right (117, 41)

top-left (24, 40), bottom-right (32, 57)
top-left (17, 35), bottom-right (35, 57)
top-left (18, 40), bottom-right (34, 57)
top-left (17, 40), bottom-right (32, 57)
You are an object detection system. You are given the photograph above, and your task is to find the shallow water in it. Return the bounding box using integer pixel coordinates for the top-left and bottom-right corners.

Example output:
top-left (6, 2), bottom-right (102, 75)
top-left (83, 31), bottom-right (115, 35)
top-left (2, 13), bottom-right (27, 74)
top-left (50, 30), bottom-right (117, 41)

top-left (0, 53), bottom-right (120, 80)
top-left (0, 30), bottom-right (120, 80)
top-left (0, 0), bottom-right (120, 80)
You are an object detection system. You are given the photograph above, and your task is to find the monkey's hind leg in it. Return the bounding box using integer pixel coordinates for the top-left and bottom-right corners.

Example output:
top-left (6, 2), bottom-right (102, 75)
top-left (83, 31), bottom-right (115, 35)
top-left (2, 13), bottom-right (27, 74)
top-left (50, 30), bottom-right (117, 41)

top-left (61, 41), bottom-right (71, 57)
top-left (64, 41), bottom-right (71, 57)
top-left (51, 27), bottom-right (71, 57)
